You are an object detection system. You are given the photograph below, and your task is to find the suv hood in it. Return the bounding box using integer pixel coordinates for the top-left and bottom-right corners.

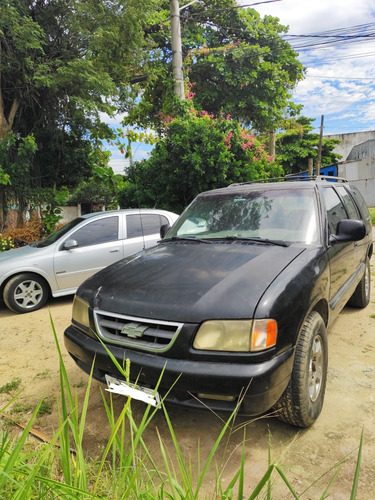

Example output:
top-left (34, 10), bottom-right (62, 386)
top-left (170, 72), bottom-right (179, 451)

top-left (84, 241), bottom-right (305, 323)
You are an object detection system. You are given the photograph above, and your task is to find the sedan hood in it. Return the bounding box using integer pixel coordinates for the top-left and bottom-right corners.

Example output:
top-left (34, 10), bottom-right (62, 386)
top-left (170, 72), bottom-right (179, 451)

top-left (0, 244), bottom-right (45, 267)
top-left (84, 241), bottom-right (305, 323)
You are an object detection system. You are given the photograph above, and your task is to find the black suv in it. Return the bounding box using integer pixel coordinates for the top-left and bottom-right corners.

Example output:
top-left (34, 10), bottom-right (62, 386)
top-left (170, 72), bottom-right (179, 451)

top-left (64, 177), bottom-right (373, 427)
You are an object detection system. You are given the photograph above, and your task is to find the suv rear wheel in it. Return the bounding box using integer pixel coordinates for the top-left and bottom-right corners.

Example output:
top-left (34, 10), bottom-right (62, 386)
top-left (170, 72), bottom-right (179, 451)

top-left (275, 311), bottom-right (328, 427)
top-left (348, 258), bottom-right (371, 308)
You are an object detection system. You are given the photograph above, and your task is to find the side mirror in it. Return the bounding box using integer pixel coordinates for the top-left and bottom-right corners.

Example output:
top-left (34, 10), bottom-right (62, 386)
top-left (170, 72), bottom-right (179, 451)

top-left (63, 239), bottom-right (78, 250)
top-left (160, 224), bottom-right (170, 239)
top-left (329, 219), bottom-right (366, 245)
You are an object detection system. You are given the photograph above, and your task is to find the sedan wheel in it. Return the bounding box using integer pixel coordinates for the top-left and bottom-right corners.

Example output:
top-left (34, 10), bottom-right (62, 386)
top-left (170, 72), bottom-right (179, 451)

top-left (4, 273), bottom-right (49, 314)
top-left (275, 311), bottom-right (328, 427)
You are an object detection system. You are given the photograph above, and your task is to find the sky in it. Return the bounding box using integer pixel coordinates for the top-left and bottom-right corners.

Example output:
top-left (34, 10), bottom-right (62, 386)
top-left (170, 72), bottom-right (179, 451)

top-left (107, 0), bottom-right (375, 172)
top-left (246, 0), bottom-right (375, 135)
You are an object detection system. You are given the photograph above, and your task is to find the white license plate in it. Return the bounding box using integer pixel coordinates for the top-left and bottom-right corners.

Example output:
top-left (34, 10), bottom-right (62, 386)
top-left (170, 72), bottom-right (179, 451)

top-left (105, 374), bottom-right (161, 408)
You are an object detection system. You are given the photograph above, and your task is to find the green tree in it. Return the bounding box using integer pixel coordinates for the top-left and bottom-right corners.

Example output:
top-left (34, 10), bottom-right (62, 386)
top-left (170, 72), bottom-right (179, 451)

top-left (0, 0), bottom-right (158, 225)
top-left (119, 111), bottom-right (282, 214)
top-left (276, 116), bottom-right (341, 174)
top-left (125, 0), bottom-right (304, 132)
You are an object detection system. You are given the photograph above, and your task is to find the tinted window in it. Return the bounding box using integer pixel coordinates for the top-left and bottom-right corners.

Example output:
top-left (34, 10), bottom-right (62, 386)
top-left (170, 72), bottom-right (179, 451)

top-left (126, 214), bottom-right (169, 238)
top-left (348, 184), bottom-right (370, 219)
top-left (70, 216), bottom-right (118, 247)
top-left (322, 187), bottom-right (347, 234)
top-left (335, 186), bottom-right (359, 219)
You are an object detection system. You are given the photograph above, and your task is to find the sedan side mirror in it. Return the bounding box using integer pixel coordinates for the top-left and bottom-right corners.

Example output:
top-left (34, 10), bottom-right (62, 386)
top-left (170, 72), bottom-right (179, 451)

top-left (329, 219), bottom-right (366, 245)
top-left (63, 239), bottom-right (78, 250)
top-left (160, 224), bottom-right (170, 239)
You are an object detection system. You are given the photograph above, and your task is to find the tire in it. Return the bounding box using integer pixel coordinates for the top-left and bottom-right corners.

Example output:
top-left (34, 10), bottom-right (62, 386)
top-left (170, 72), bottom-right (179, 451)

top-left (3, 273), bottom-right (50, 314)
top-left (348, 258), bottom-right (371, 308)
top-left (274, 311), bottom-right (328, 428)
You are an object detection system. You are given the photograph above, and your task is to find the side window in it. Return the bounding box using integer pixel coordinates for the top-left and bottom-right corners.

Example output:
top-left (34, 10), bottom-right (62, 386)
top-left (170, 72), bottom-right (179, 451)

top-left (348, 184), bottom-right (370, 220)
top-left (335, 186), bottom-right (360, 219)
top-left (126, 214), bottom-right (169, 238)
top-left (70, 216), bottom-right (118, 247)
top-left (322, 187), bottom-right (347, 235)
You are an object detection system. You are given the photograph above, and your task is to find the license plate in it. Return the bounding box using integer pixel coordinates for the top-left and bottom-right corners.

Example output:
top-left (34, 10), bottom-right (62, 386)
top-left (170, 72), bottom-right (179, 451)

top-left (105, 374), bottom-right (161, 408)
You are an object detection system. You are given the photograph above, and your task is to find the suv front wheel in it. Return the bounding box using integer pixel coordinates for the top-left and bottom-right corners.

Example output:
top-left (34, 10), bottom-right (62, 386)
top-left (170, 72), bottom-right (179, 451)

top-left (275, 311), bottom-right (328, 427)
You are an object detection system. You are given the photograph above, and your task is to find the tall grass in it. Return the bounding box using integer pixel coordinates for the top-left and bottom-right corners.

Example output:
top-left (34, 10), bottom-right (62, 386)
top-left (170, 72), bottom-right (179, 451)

top-left (0, 313), bottom-right (365, 499)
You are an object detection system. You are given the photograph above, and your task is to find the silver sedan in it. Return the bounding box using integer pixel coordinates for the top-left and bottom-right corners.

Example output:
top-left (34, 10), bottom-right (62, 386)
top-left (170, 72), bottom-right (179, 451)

top-left (0, 209), bottom-right (178, 313)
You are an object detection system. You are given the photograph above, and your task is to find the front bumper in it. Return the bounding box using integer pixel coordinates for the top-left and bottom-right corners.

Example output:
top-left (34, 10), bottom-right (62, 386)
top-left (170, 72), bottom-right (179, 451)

top-left (64, 325), bottom-right (294, 416)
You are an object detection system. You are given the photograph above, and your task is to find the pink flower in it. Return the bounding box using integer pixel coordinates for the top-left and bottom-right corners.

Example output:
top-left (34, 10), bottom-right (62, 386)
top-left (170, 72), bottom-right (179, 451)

top-left (224, 131), bottom-right (233, 149)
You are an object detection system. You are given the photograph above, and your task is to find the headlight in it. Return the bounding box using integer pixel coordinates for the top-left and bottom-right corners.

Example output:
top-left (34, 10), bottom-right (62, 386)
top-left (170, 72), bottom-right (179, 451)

top-left (72, 296), bottom-right (90, 333)
top-left (193, 319), bottom-right (277, 352)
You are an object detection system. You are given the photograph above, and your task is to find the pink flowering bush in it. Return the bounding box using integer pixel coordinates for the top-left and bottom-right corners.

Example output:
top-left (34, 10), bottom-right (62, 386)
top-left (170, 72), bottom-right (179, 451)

top-left (119, 109), bottom-right (282, 213)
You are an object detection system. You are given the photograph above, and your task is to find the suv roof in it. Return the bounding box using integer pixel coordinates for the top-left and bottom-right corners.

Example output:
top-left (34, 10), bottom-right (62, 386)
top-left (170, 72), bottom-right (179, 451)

top-left (229, 175), bottom-right (349, 187)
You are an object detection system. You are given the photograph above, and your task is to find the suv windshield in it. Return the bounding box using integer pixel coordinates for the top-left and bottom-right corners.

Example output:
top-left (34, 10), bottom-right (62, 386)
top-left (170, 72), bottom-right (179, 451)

top-left (168, 188), bottom-right (319, 244)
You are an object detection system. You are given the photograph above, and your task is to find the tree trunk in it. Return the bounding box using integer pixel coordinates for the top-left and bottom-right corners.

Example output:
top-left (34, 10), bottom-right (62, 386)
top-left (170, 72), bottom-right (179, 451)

top-left (0, 67), bottom-right (19, 140)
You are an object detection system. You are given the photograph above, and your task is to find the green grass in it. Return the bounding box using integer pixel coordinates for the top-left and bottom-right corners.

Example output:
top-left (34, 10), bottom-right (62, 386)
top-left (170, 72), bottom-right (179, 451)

top-left (369, 207), bottom-right (375, 225)
top-left (0, 313), bottom-right (366, 499)
top-left (0, 378), bottom-right (22, 395)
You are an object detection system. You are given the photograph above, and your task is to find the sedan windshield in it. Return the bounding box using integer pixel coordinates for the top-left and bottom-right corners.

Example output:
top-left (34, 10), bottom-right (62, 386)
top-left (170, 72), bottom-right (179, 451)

top-left (34, 218), bottom-right (84, 247)
top-left (167, 188), bottom-right (319, 245)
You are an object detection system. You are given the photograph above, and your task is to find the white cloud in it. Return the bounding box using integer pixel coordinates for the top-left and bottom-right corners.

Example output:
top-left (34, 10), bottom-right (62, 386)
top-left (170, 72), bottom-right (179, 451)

top-left (240, 0), bottom-right (375, 133)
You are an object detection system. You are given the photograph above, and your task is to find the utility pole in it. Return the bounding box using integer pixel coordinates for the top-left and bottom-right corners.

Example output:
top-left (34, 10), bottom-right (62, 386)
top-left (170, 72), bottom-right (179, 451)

top-left (316, 115), bottom-right (324, 175)
top-left (170, 0), bottom-right (185, 99)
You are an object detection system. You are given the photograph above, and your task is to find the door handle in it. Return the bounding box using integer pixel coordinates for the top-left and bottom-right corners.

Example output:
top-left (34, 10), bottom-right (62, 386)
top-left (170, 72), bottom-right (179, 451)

top-left (110, 249), bottom-right (120, 253)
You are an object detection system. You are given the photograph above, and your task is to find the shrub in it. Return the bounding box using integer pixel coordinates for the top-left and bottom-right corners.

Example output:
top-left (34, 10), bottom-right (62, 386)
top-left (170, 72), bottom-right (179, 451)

top-left (3, 221), bottom-right (46, 247)
top-left (0, 234), bottom-right (14, 252)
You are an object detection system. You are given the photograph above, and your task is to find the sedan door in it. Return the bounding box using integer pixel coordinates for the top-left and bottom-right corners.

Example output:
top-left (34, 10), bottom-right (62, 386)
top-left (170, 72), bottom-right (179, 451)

top-left (53, 215), bottom-right (123, 292)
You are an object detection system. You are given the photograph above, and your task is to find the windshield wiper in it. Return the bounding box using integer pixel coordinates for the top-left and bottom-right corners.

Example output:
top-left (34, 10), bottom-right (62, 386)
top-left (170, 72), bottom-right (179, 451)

top-left (223, 236), bottom-right (290, 247)
top-left (161, 236), bottom-right (213, 244)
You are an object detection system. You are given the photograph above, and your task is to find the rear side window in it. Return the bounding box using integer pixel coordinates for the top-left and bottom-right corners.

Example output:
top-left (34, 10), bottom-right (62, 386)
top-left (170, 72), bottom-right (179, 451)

top-left (70, 216), bottom-right (119, 247)
top-left (335, 186), bottom-right (360, 219)
top-left (348, 184), bottom-right (370, 219)
top-left (126, 214), bottom-right (169, 238)
top-left (322, 187), bottom-right (347, 235)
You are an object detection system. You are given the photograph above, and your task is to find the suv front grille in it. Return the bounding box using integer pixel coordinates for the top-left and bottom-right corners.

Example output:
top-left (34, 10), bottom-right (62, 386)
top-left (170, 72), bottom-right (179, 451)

top-left (93, 309), bottom-right (183, 352)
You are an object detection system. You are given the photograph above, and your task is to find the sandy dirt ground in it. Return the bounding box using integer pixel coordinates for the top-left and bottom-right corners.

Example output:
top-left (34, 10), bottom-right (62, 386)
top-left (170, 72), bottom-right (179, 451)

top-left (1, 259), bottom-right (375, 499)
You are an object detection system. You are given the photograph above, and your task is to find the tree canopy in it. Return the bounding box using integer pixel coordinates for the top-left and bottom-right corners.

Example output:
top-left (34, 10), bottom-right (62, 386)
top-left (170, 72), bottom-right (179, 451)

top-left (125, 0), bottom-right (304, 132)
top-left (1, 0), bottom-right (310, 227)
top-left (0, 0), bottom-right (157, 225)
top-left (276, 116), bottom-right (341, 174)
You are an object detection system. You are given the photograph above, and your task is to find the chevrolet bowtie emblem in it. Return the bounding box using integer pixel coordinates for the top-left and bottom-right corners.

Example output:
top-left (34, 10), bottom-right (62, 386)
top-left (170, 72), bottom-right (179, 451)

top-left (121, 322), bottom-right (148, 338)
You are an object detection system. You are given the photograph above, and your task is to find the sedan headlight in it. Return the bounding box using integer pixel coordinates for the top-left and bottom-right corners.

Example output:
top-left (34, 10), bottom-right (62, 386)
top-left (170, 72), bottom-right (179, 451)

top-left (193, 319), bottom-right (277, 352)
top-left (72, 296), bottom-right (90, 333)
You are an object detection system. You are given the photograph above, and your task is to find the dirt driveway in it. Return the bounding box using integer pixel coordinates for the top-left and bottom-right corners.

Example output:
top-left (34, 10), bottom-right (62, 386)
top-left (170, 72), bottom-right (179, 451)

top-left (1, 260), bottom-right (375, 499)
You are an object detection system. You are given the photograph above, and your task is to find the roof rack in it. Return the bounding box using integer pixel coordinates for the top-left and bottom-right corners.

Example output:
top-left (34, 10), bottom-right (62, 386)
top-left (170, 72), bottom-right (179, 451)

top-left (229, 174), bottom-right (348, 187)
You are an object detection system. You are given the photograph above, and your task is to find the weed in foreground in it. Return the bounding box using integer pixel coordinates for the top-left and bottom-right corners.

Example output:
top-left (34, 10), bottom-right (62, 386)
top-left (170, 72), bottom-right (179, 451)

top-left (0, 378), bottom-right (22, 395)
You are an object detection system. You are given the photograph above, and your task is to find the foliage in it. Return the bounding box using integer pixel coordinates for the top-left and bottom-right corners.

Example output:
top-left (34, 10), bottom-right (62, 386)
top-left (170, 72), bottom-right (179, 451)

top-left (119, 111), bottom-right (282, 213)
top-left (276, 116), bottom-right (342, 174)
top-left (0, 0), bottom-right (159, 224)
top-left (125, 0), bottom-right (304, 132)
top-left (0, 234), bottom-right (14, 252)
top-left (0, 317), bottom-right (365, 498)
top-left (41, 206), bottom-right (63, 234)
top-left (3, 221), bottom-right (45, 247)
top-left (69, 180), bottom-right (118, 212)
top-left (369, 207), bottom-right (375, 225)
